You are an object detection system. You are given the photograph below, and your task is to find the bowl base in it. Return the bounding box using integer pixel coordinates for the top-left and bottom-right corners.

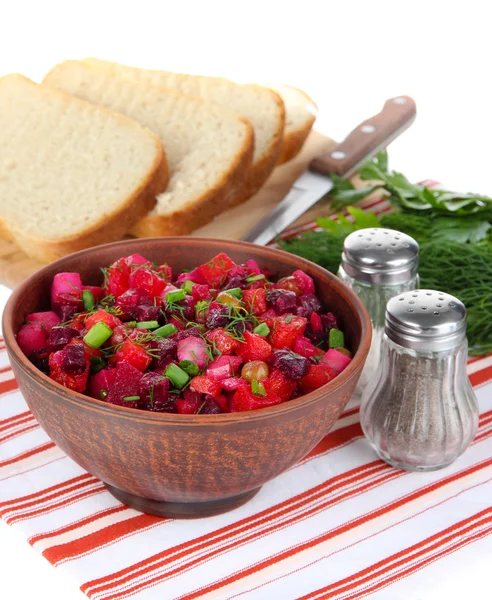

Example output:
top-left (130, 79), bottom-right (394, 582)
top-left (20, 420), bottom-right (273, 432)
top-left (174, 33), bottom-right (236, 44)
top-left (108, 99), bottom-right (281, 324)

top-left (104, 483), bottom-right (261, 519)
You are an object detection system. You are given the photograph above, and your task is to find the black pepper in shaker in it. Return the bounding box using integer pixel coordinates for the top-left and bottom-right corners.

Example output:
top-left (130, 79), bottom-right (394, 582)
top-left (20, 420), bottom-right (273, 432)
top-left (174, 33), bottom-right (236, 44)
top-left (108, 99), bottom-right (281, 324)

top-left (338, 228), bottom-right (419, 393)
top-left (360, 290), bottom-right (479, 472)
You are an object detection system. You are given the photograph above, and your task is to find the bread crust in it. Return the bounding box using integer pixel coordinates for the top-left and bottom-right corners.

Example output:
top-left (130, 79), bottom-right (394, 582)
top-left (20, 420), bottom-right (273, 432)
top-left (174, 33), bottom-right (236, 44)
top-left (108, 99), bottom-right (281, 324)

top-left (229, 88), bottom-right (285, 206)
top-left (83, 60), bottom-right (285, 212)
top-left (3, 139), bottom-right (168, 263)
top-left (132, 119), bottom-right (254, 237)
top-left (0, 74), bottom-right (170, 262)
top-left (276, 86), bottom-right (317, 165)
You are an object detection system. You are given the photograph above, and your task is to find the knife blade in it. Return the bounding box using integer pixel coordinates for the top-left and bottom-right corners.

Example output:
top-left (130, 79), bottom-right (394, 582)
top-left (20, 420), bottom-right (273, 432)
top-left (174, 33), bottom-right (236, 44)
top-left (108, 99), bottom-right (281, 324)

top-left (242, 95), bottom-right (416, 246)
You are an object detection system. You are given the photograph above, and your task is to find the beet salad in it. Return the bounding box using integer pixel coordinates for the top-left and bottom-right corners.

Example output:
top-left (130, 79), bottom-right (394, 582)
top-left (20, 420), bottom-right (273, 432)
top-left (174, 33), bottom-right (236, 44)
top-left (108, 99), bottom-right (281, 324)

top-left (16, 252), bottom-right (353, 414)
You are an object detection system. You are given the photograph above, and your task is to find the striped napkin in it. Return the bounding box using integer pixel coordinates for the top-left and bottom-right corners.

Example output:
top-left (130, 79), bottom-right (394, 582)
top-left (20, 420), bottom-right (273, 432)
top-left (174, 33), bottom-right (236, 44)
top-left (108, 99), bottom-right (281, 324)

top-left (1, 194), bottom-right (492, 599)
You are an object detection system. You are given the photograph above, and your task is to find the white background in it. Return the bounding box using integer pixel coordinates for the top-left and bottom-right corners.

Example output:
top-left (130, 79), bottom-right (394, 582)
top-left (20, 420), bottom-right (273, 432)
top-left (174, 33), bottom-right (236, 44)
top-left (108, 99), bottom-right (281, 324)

top-left (1, 1), bottom-right (491, 598)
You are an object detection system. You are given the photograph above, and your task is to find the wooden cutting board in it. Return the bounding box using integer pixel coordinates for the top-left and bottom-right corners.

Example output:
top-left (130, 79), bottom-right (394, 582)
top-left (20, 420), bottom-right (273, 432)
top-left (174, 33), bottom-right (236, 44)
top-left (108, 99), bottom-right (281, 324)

top-left (0, 131), bottom-right (335, 289)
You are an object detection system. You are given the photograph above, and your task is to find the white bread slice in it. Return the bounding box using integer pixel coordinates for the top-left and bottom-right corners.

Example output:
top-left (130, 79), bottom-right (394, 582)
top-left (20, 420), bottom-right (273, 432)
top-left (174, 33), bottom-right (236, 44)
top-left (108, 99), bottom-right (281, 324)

top-left (84, 58), bottom-right (285, 204)
top-left (269, 85), bottom-right (317, 165)
top-left (0, 74), bottom-right (167, 262)
top-left (44, 61), bottom-right (254, 237)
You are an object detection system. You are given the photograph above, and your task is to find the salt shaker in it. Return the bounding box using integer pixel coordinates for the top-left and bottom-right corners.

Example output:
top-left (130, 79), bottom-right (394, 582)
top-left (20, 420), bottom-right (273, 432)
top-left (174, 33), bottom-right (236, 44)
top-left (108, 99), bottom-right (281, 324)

top-left (338, 228), bottom-right (419, 391)
top-left (360, 290), bottom-right (479, 472)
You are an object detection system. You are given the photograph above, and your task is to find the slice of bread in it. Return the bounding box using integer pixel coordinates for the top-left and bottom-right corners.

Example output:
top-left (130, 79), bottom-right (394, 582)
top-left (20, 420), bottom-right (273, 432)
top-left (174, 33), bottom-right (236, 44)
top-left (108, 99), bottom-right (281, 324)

top-left (44, 61), bottom-right (254, 237)
top-left (84, 58), bottom-right (285, 204)
top-left (269, 85), bottom-right (317, 165)
top-left (0, 74), bottom-right (167, 262)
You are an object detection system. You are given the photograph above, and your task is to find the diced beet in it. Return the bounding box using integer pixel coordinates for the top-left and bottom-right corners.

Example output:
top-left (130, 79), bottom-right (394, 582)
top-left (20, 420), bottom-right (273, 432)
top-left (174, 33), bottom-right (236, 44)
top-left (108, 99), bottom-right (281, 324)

top-left (176, 266), bottom-right (207, 286)
top-left (168, 317), bottom-right (184, 331)
top-left (61, 344), bottom-right (87, 374)
top-left (106, 362), bottom-right (143, 407)
top-left (271, 349), bottom-right (310, 380)
top-left (191, 284), bottom-right (212, 302)
top-left (189, 375), bottom-right (222, 399)
top-left (245, 259), bottom-right (261, 276)
top-left (276, 276), bottom-right (303, 296)
top-left (221, 377), bottom-right (242, 391)
top-left (109, 324), bottom-right (132, 347)
top-left (105, 259), bottom-right (130, 297)
top-left (26, 311), bottom-right (61, 334)
top-left (206, 355), bottom-right (243, 380)
top-left (264, 369), bottom-right (297, 401)
top-left (243, 288), bottom-right (267, 315)
top-left (66, 312), bottom-right (87, 332)
top-left (292, 270), bottom-right (315, 295)
top-left (205, 328), bottom-right (240, 354)
top-left (270, 315), bottom-right (307, 350)
top-left (177, 336), bottom-right (209, 370)
top-left (138, 372), bottom-right (173, 412)
top-left (149, 338), bottom-right (178, 370)
top-left (298, 294), bottom-right (322, 317)
top-left (87, 368), bottom-right (117, 400)
top-left (229, 319), bottom-right (253, 337)
top-left (115, 338), bottom-right (152, 372)
top-left (177, 392), bottom-right (202, 414)
top-left (310, 312), bottom-right (323, 332)
top-left (232, 385), bottom-right (281, 412)
top-left (124, 254), bottom-right (152, 268)
top-left (170, 327), bottom-right (203, 342)
top-left (134, 304), bottom-right (162, 323)
top-left (212, 394), bottom-right (227, 411)
top-left (17, 323), bottom-right (47, 356)
top-left (115, 289), bottom-right (141, 319)
top-left (159, 283), bottom-right (180, 299)
top-left (128, 267), bottom-right (165, 297)
top-left (304, 323), bottom-right (325, 344)
top-left (200, 397), bottom-right (223, 414)
top-left (299, 364), bottom-right (337, 392)
top-left (29, 349), bottom-right (50, 373)
top-left (51, 272), bottom-right (83, 320)
top-left (49, 349), bottom-right (89, 393)
top-left (223, 265), bottom-right (248, 289)
top-left (183, 388), bottom-right (202, 403)
top-left (260, 309), bottom-right (277, 320)
top-left (236, 331), bottom-right (272, 362)
top-left (266, 289), bottom-right (297, 315)
top-left (199, 253), bottom-right (236, 287)
top-left (320, 349), bottom-right (352, 374)
top-left (321, 312), bottom-right (338, 332)
top-left (155, 263), bottom-right (172, 282)
top-left (294, 336), bottom-right (324, 358)
top-left (177, 399), bottom-right (199, 414)
top-left (295, 307), bottom-right (310, 319)
top-left (205, 302), bottom-right (229, 329)
top-left (85, 309), bottom-right (121, 331)
top-left (82, 286), bottom-right (104, 302)
top-left (163, 296), bottom-right (195, 321)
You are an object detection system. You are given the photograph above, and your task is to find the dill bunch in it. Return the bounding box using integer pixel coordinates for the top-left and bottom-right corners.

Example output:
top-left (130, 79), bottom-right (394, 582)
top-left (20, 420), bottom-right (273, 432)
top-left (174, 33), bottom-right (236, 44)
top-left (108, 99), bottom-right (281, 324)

top-left (418, 241), bottom-right (492, 355)
top-left (278, 231), bottom-right (346, 274)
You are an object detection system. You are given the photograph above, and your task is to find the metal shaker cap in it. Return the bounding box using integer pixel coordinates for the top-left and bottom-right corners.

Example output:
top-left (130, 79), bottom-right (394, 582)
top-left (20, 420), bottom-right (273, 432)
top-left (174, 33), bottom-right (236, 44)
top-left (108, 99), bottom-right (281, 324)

top-left (385, 290), bottom-right (467, 351)
top-left (341, 228), bottom-right (419, 284)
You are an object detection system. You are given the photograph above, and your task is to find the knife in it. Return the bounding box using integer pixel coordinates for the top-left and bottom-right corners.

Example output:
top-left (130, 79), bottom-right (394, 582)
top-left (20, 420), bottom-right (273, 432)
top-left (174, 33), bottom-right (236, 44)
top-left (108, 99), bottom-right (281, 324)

top-left (242, 95), bottom-right (416, 245)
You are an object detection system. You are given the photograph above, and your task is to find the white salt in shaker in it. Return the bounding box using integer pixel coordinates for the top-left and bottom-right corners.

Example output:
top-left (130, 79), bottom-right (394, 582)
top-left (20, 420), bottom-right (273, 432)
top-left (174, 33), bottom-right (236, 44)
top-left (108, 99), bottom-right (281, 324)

top-left (360, 290), bottom-right (479, 471)
top-left (338, 228), bottom-right (419, 392)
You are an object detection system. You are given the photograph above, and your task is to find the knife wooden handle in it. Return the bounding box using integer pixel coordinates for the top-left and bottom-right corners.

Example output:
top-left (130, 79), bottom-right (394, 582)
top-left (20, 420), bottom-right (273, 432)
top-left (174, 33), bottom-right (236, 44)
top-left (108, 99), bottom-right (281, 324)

top-left (309, 96), bottom-right (416, 178)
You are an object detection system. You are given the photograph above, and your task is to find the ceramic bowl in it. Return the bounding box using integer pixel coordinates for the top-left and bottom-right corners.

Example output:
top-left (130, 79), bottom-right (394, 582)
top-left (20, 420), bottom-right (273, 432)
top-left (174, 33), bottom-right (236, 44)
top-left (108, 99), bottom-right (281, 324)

top-left (3, 238), bottom-right (371, 518)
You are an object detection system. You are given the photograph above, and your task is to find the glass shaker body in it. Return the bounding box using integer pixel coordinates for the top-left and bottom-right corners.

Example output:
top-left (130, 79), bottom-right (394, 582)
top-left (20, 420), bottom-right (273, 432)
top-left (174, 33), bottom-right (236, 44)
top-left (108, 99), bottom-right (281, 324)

top-left (360, 291), bottom-right (479, 472)
top-left (338, 267), bottom-right (419, 388)
top-left (338, 228), bottom-right (420, 393)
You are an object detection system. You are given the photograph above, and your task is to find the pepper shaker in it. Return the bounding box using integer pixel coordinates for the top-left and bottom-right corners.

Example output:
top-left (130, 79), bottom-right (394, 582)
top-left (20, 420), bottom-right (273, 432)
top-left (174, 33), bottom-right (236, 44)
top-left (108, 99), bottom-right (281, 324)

top-left (338, 228), bottom-right (419, 391)
top-left (360, 290), bottom-right (479, 471)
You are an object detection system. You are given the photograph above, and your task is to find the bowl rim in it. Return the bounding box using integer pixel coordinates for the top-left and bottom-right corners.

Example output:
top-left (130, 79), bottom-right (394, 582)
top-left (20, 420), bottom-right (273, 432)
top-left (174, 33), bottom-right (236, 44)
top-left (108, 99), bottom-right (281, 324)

top-left (2, 237), bottom-right (372, 425)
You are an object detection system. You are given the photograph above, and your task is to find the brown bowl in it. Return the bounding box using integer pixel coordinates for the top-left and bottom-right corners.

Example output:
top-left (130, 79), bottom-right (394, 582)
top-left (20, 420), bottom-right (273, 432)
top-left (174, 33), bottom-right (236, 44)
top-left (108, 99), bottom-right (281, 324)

top-left (3, 238), bottom-right (371, 518)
